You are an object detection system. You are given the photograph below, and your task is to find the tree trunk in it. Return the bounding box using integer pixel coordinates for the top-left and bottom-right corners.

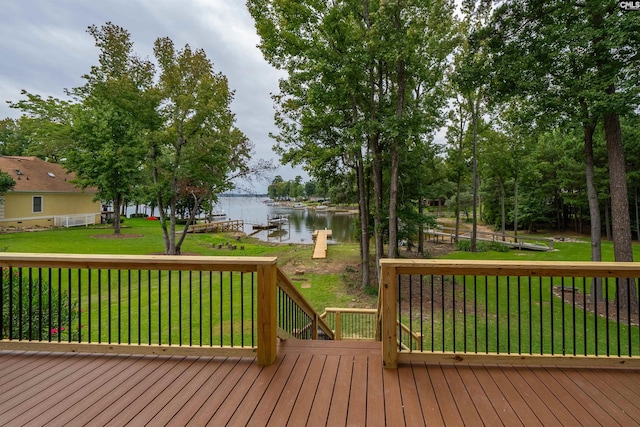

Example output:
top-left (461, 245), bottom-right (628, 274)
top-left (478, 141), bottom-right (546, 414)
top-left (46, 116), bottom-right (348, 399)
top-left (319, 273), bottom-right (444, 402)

top-left (470, 96), bottom-right (479, 253)
top-left (584, 117), bottom-right (602, 281)
top-left (604, 109), bottom-right (636, 311)
top-left (635, 186), bottom-right (640, 242)
top-left (112, 194), bottom-right (122, 235)
top-left (499, 179), bottom-right (506, 241)
top-left (418, 198), bottom-right (424, 255)
top-left (356, 144), bottom-right (370, 289)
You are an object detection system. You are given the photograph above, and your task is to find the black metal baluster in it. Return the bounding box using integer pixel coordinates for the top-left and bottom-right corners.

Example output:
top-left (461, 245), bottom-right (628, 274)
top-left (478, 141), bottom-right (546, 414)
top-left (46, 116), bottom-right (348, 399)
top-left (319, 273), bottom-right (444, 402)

top-left (230, 272), bottom-right (234, 347)
top-left (241, 272), bottom-right (245, 347)
top-left (507, 276), bottom-right (511, 354)
top-left (496, 276), bottom-right (499, 354)
top-left (219, 272), bottom-right (223, 347)
top-left (605, 277), bottom-right (610, 356)
top-left (251, 272), bottom-right (255, 347)
top-left (117, 270), bottom-right (121, 345)
top-left (528, 276), bottom-right (532, 355)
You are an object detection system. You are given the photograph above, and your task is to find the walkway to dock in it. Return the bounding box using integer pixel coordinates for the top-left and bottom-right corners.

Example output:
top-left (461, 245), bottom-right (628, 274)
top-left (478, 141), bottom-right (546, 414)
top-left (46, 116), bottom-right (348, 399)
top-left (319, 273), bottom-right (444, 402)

top-left (312, 229), bottom-right (332, 259)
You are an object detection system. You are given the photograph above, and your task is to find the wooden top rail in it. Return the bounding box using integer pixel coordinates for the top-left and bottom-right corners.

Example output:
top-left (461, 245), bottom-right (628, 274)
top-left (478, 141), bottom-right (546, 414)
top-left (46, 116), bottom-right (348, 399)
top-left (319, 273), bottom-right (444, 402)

top-left (323, 308), bottom-right (378, 315)
top-left (379, 259), bottom-right (640, 278)
top-left (276, 268), bottom-right (334, 339)
top-left (0, 253), bottom-right (277, 272)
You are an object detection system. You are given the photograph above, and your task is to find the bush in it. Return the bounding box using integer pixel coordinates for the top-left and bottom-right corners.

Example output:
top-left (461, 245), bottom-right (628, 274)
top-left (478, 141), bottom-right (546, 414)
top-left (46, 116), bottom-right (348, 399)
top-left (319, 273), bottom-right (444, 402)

top-left (129, 213), bottom-right (148, 218)
top-left (1, 268), bottom-right (79, 340)
top-left (455, 240), bottom-right (510, 253)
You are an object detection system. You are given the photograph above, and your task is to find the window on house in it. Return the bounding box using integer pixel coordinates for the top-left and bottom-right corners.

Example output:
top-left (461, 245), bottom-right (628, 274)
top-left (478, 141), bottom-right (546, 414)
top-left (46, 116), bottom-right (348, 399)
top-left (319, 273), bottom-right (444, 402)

top-left (33, 196), bottom-right (43, 213)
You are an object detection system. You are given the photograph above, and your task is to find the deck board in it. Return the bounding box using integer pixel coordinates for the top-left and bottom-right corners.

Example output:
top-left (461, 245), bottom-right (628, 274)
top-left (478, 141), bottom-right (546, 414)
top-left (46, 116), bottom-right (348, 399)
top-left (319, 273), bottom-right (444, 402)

top-left (1, 342), bottom-right (640, 426)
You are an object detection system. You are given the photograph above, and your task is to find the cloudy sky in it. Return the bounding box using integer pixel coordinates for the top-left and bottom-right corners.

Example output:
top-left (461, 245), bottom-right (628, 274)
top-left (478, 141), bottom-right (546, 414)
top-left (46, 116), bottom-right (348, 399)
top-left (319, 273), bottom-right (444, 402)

top-left (0, 0), bottom-right (301, 193)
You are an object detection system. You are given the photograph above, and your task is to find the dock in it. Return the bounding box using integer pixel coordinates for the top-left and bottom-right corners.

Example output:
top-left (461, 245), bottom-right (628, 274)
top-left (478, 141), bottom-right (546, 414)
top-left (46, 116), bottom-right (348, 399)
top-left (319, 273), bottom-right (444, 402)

top-left (425, 227), bottom-right (554, 251)
top-left (312, 229), bottom-right (332, 259)
top-left (187, 220), bottom-right (244, 233)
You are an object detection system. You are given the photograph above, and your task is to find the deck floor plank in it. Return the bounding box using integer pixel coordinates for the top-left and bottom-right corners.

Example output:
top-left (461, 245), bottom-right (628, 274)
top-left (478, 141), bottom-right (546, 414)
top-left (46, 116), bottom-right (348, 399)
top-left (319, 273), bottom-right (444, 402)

top-left (454, 365), bottom-right (506, 427)
top-left (411, 362), bottom-right (445, 427)
top-left (470, 366), bottom-right (525, 427)
top-left (184, 358), bottom-right (254, 426)
top-left (166, 357), bottom-right (240, 426)
top-left (382, 365), bottom-right (406, 426)
top-left (548, 367), bottom-right (631, 426)
top-left (266, 353), bottom-right (314, 426)
top-left (5, 354), bottom-right (117, 426)
top-left (305, 355), bottom-right (340, 427)
top-left (397, 363), bottom-right (425, 426)
top-left (345, 355), bottom-right (369, 426)
top-left (513, 367), bottom-right (585, 426)
top-left (326, 355), bottom-right (355, 426)
top-left (575, 368), bottom-right (640, 421)
top-left (225, 355), bottom-right (289, 427)
top-left (245, 354), bottom-right (299, 427)
top-left (146, 357), bottom-right (227, 425)
top-left (67, 356), bottom-right (185, 426)
top-left (1, 344), bottom-right (640, 427)
top-left (440, 364), bottom-right (484, 426)
top-left (26, 355), bottom-right (149, 427)
top-left (99, 356), bottom-right (195, 427)
top-left (206, 359), bottom-right (265, 423)
top-left (426, 364), bottom-right (464, 425)
top-left (365, 355), bottom-right (386, 427)
top-left (124, 356), bottom-right (214, 426)
top-left (0, 353), bottom-right (90, 408)
top-left (287, 355), bottom-right (326, 426)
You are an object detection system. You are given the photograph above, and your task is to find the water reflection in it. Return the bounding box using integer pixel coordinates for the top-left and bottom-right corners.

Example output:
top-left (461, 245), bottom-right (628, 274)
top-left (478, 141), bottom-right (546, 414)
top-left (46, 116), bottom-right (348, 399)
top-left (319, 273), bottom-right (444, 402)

top-left (217, 196), bottom-right (355, 244)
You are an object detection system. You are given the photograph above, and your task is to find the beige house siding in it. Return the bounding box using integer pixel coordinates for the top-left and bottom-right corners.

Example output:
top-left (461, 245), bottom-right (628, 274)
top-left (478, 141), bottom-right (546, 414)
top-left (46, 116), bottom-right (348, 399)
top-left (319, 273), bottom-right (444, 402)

top-left (0, 192), bottom-right (100, 228)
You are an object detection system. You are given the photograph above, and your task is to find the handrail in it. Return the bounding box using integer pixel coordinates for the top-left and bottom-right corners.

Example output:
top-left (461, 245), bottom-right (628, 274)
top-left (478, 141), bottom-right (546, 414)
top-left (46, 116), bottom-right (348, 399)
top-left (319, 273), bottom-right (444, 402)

top-left (379, 259), bottom-right (640, 368)
top-left (0, 253), bottom-right (331, 366)
top-left (321, 307), bottom-right (377, 340)
top-left (276, 267), bottom-right (334, 340)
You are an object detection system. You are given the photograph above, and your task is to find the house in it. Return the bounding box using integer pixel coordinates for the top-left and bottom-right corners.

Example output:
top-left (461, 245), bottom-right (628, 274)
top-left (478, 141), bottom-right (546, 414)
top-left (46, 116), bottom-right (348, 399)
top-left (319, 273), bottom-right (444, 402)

top-left (0, 156), bottom-right (100, 228)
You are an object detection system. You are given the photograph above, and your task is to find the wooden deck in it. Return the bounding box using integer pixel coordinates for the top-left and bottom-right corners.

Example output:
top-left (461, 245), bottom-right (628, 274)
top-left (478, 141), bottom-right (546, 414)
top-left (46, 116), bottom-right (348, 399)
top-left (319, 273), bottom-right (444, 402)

top-left (1, 341), bottom-right (640, 426)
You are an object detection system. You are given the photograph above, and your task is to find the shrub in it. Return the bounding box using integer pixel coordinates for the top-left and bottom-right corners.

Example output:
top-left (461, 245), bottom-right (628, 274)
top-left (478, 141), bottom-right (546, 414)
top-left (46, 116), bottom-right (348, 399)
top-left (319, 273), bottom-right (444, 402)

top-left (455, 240), bottom-right (510, 253)
top-left (1, 268), bottom-right (79, 341)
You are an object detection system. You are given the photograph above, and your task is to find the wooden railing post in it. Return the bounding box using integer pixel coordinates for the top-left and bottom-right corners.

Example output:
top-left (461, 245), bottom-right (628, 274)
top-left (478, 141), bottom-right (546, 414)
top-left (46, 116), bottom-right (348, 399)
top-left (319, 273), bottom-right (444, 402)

top-left (380, 260), bottom-right (398, 368)
top-left (257, 262), bottom-right (278, 366)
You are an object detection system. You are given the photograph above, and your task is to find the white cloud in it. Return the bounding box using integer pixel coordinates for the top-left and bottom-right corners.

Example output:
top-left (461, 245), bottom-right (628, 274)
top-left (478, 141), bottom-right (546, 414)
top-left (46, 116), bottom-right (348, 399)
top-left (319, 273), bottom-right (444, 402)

top-left (0, 0), bottom-right (304, 191)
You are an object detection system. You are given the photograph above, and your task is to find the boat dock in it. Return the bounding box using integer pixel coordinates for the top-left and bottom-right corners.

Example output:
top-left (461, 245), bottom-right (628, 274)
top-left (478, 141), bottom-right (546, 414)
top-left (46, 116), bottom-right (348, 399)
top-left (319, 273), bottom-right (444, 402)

top-left (312, 229), bottom-right (332, 259)
top-left (187, 220), bottom-right (244, 233)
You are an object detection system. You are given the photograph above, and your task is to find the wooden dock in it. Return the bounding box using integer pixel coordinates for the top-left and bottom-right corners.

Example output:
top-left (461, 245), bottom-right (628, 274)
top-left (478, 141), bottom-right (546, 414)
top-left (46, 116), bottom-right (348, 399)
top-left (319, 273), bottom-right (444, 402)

top-left (312, 229), bottom-right (332, 259)
top-left (187, 220), bottom-right (244, 234)
top-left (426, 227), bottom-right (554, 251)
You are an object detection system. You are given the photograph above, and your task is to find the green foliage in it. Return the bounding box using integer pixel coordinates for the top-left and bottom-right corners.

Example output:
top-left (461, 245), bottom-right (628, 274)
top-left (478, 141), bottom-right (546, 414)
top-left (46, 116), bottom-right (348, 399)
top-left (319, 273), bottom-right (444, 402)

top-left (0, 170), bottom-right (15, 195)
top-left (455, 239), bottom-right (510, 253)
top-left (1, 268), bottom-right (79, 340)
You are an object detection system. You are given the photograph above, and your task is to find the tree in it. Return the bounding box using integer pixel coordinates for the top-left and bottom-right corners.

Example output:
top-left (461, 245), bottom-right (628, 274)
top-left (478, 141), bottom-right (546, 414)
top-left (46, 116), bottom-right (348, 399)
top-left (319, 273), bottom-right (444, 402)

top-left (67, 23), bottom-right (158, 235)
top-left (0, 171), bottom-right (15, 196)
top-left (151, 37), bottom-right (251, 255)
top-left (488, 1), bottom-right (639, 265)
top-left (248, 0), bottom-right (456, 287)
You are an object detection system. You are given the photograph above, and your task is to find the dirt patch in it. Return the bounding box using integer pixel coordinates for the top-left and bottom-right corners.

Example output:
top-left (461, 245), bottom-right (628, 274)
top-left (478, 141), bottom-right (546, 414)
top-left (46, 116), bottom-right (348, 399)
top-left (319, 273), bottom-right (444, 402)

top-left (553, 286), bottom-right (640, 327)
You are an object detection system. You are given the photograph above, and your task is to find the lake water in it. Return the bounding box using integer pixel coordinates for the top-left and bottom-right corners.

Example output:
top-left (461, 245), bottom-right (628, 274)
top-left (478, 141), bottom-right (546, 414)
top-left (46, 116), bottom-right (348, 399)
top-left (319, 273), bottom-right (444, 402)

top-left (216, 196), bottom-right (356, 244)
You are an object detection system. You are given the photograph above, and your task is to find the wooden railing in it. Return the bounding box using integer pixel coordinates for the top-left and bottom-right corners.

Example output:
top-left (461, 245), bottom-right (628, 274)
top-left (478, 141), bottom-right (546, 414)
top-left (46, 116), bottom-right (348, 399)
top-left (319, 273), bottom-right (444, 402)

top-left (379, 259), bottom-right (640, 368)
top-left (0, 253), bottom-right (329, 366)
top-left (320, 308), bottom-right (377, 340)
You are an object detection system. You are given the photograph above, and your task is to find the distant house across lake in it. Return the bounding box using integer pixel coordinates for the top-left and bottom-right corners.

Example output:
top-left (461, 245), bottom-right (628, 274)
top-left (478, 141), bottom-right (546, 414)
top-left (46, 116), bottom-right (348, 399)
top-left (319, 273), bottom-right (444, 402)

top-left (0, 156), bottom-right (100, 228)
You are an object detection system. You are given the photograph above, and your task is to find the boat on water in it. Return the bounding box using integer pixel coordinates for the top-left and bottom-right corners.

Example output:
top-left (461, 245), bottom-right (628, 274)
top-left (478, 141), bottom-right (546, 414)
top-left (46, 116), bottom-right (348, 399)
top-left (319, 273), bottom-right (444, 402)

top-left (207, 211), bottom-right (226, 221)
top-left (268, 214), bottom-right (289, 225)
top-left (315, 205), bottom-right (328, 211)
